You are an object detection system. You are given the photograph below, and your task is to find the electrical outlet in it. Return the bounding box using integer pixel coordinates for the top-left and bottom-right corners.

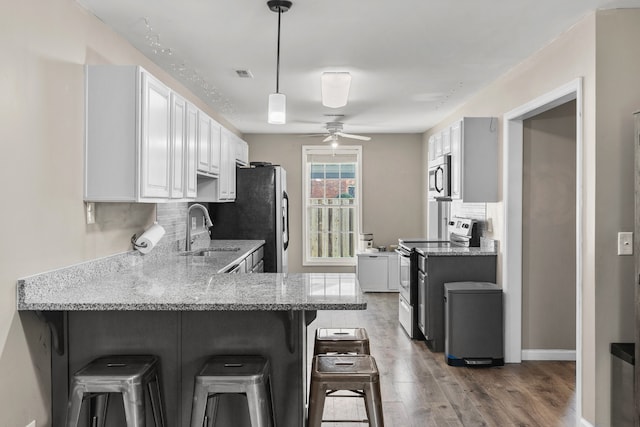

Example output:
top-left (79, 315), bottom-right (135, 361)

top-left (85, 202), bottom-right (95, 225)
top-left (26, 421), bottom-right (36, 427)
top-left (617, 232), bottom-right (633, 256)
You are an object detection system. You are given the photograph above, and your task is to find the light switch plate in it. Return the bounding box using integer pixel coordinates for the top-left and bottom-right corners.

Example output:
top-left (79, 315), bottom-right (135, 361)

top-left (617, 232), bottom-right (633, 255)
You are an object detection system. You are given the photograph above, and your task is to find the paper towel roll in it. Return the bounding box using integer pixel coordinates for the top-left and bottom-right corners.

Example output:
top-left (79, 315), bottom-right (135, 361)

top-left (135, 223), bottom-right (165, 254)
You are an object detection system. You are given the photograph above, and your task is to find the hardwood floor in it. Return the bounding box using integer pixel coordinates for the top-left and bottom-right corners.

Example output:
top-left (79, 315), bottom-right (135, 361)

top-left (307, 293), bottom-right (576, 427)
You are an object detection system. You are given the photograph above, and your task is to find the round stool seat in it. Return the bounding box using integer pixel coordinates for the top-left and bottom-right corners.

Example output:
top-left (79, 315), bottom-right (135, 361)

top-left (314, 327), bottom-right (370, 355)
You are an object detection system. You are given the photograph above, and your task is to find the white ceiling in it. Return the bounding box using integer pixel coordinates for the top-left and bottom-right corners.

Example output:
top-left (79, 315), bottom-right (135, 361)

top-left (78, 0), bottom-right (640, 136)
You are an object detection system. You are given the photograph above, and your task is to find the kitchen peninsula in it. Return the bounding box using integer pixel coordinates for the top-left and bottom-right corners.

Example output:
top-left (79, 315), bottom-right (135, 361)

top-left (17, 240), bottom-right (366, 426)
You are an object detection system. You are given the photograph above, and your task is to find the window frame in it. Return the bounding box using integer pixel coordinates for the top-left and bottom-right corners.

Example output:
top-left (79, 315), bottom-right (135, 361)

top-left (302, 145), bottom-right (363, 267)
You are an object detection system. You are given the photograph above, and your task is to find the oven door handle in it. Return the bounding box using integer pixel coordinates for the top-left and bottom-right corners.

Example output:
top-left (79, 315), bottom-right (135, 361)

top-left (395, 249), bottom-right (410, 257)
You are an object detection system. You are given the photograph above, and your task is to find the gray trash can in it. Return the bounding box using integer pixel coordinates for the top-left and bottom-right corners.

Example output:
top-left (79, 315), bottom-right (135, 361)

top-left (444, 282), bottom-right (503, 367)
top-left (611, 343), bottom-right (634, 427)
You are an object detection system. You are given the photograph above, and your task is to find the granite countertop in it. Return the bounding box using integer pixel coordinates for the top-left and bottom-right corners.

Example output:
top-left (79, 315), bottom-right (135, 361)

top-left (415, 245), bottom-right (498, 257)
top-left (17, 240), bottom-right (366, 311)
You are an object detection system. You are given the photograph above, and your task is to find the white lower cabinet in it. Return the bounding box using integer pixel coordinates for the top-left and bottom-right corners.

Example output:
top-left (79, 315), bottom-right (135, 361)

top-left (356, 252), bottom-right (399, 292)
top-left (227, 245), bottom-right (264, 273)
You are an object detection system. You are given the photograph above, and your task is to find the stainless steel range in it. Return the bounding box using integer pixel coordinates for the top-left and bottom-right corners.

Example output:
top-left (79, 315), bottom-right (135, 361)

top-left (396, 218), bottom-right (480, 339)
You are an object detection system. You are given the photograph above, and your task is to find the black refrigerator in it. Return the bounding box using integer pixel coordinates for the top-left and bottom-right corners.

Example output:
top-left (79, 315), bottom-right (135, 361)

top-left (209, 165), bottom-right (289, 272)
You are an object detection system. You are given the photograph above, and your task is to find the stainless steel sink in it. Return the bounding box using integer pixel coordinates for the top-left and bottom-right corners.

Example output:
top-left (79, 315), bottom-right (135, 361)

top-left (182, 248), bottom-right (241, 256)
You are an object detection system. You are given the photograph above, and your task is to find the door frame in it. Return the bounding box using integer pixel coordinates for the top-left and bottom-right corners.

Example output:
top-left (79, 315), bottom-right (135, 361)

top-left (502, 78), bottom-right (583, 417)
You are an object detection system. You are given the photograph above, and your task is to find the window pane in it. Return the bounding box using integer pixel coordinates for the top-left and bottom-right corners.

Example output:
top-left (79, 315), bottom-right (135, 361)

top-left (304, 149), bottom-right (360, 264)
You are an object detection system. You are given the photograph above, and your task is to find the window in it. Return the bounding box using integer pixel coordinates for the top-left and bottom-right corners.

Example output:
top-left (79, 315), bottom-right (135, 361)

top-left (302, 146), bottom-right (362, 266)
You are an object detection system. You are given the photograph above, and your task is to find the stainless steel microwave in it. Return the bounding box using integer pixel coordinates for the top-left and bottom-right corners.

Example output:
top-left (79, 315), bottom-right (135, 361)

top-left (428, 155), bottom-right (451, 199)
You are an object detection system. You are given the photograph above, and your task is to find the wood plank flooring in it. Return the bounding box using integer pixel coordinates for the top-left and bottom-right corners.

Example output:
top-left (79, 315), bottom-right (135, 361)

top-left (307, 293), bottom-right (576, 427)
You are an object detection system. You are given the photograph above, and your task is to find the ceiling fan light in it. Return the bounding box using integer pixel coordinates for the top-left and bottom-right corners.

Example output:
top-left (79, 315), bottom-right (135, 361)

top-left (268, 92), bottom-right (286, 124)
top-left (321, 72), bottom-right (351, 108)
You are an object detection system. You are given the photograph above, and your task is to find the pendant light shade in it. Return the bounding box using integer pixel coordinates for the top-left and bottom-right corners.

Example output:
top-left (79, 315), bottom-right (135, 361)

top-left (267, 0), bottom-right (292, 124)
top-left (268, 93), bottom-right (286, 124)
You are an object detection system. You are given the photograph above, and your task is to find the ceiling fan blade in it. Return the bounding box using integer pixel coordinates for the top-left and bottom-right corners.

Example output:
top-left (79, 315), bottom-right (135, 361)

top-left (337, 132), bottom-right (371, 141)
top-left (323, 135), bottom-right (333, 142)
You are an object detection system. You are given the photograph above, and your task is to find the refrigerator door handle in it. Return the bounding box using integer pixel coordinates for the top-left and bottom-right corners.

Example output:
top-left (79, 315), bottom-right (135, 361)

top-left (283, 190), bottom-right (290, 251)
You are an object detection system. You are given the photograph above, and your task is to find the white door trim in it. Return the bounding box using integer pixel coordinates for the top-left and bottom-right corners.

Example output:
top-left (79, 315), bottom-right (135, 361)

top-left (502, 77), bottom-right (583, 423)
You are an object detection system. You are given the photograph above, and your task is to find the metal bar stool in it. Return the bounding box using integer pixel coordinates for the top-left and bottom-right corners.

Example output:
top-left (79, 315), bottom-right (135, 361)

top-left (313, 327), bottom-right (370, 355)
top-left (190, 355), bottom-right (275, 427)
top-left (308, 354), bottom-right (384, 427)
top-left (65, 355), bottom-right (165, 427)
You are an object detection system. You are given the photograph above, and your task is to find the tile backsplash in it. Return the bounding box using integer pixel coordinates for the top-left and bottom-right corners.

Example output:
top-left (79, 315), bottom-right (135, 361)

top-left (451, 200), bottom-right (488, 235)
top-left (156, 202), bottom-right (210, 251)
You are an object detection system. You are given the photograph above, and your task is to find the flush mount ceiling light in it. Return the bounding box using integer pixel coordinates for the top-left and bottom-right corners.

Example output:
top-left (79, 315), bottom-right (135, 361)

top-left (321, 72), bottom-right (351, 108)
top-left (267, 0), bottom-right (292, 125)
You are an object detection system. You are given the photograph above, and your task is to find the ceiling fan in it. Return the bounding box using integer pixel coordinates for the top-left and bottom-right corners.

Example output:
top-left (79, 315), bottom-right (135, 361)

top-left (314, 121), bottom-right (371, 143)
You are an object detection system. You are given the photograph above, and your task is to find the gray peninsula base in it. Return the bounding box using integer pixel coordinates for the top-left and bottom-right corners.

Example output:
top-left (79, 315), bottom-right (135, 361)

top-left (51, 309), bottom-right (316, 427)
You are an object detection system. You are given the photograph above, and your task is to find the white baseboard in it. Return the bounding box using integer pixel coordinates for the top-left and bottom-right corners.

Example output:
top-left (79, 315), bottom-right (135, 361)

top-left (521, 349), bottom-right (576, 361)
top-left (580, 418), bottom-right (595, 427)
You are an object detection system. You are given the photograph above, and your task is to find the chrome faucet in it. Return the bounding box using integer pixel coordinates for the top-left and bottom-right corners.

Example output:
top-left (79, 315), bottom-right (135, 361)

top-left (185, 203), bottom-right (214, 251)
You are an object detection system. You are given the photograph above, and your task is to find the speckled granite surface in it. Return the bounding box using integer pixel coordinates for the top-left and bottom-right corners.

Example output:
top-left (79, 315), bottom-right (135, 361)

top-left (17, 240), bottom-right (366, 311)
top-left (415, 246), bottom-right (497, 256)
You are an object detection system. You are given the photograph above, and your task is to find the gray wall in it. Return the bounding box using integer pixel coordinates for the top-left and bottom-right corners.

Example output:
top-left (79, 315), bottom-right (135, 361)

top-left (522, 100), bottom-right (576, 350)
top-left (243, 134), bottom-right (424, 273)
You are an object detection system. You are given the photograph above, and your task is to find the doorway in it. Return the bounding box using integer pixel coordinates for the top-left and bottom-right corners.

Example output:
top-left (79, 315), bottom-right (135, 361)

top-left (502, 78), bottom-right (583, 419)
top-left (522, 100), bottom-right (577, 360)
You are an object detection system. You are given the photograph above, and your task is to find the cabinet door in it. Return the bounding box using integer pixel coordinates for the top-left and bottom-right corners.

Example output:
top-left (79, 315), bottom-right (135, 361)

top-left (210, 119), bottom-right (221, 176)
top-left (450, 120), bottom-right (462, 199)
top-left (185, 103), bottom-right (198, 198)
top-left (434, 133), bottom-right (443, 158)
top-left (441, 127), bottom-right (451, 155)
top-left (170, 93), bottom-right (186, 199)
top-left (139, 71), bottom-right (171, 199)
top-left (197, 113), bottom-right (211, 173)
top-left (218, 129), bottom-right (232, 200)
top-left (357, 255), bottom-right (388, 292)
top-left (235, 138), bottom-right (249, 166)
top-left (428, 135), bottom-right (436, 161)
top-left (418, 271), bottom-right (426, 335)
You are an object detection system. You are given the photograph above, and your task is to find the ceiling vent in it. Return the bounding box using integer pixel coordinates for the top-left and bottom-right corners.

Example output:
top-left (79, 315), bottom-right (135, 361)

top-left (235, 69), bottom-right (254, 78)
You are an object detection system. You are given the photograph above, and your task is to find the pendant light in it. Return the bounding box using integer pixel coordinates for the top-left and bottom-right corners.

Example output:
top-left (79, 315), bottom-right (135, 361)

top-left (267, 0), bottom-right (292, 124)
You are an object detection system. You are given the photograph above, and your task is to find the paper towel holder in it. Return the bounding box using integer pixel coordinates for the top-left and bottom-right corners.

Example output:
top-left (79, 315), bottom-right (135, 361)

top-left (130, 234), bottom-right (148, 249)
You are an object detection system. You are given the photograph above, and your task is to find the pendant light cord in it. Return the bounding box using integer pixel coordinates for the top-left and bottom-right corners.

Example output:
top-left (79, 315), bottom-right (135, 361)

top-left (276, 7), bottom-right (282, 94)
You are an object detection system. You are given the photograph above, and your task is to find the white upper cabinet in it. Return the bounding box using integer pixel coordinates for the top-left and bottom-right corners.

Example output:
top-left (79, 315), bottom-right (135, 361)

top-left (449, 117), bottom-right (498, 202)
top-left (185, 103), bottom-right (199, 199)
top-left (441, 127), bottom-right (451, 155)
top-left (434, 132), bottom-right (443, 158)
top-left (218, 128), bottom-right (235, 201)
top-left (85, 65), bottom-right (181, 202)
top-left (84, 65), bottom-right (246, 203)
top-left (197, 113), bottom-right (221, 177)
top-left (169, 93), bottom-right (186, 199)
top-left (139, 72), bottom-right (171, 199)
top-left (198, 128), bottom-right (237, 203)
top-left (235, 137), bottom-right (249, 166)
